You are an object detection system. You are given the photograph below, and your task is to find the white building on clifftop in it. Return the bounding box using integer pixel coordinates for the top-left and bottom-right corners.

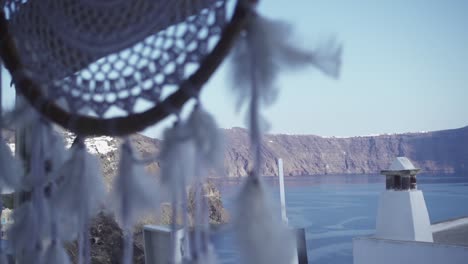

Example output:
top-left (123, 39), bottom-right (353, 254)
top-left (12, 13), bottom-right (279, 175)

top-left (353, 157), bottom-right (468, 264)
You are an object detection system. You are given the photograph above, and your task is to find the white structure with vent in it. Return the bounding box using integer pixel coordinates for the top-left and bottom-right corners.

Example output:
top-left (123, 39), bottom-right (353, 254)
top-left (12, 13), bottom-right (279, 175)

top-left (376, 157), bottom-right (433, 242)
top-left (354, 157), bottom-right (468, 264)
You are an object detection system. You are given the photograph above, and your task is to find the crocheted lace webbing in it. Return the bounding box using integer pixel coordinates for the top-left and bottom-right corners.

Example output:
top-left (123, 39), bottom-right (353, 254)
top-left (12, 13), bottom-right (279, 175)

top-left (3, 0), bottom-right (228, 116)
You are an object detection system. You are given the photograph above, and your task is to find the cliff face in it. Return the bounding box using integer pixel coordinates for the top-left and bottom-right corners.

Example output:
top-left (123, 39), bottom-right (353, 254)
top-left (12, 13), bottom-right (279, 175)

top-left (4, 125), bottom-right (467, 178)
top-left (223, 126), bottom-right (468, 176)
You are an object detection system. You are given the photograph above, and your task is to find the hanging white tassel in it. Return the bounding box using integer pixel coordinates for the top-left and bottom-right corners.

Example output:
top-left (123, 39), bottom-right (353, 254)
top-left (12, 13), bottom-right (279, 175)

top-left (0, 65), bottom-right (24, 263)
top-left (45, 183), bottom-right (72, 264)
top-left (8, 197), bottom-right (52, 259)
top-left (160, 121), bottom-right (196, 239)
top-left (112, 139), bottom-right (160, 226)
top-left (233, 177), bottom-right (296, 264)
top-left (2, 97), bottom-right (39, 132)
top-left (185, 104), bottom-right (224, 261)
top-left (160, 122), bottom-right (197, 262)
top-left (160, 123), bottom-right (196, 191)
top-left (19, 122), bottom-right (69, 190)
top-left (51, 139), bottom-right (106, 240)
top-left (186, 104), bottom-right (224, 170)
top-left (228, 12), bottom-right (341, 263)
top-left (230, 13), bottom-right (341, 109)
top-left (41, 125), bottom-right (69, 180)
top-left (230, 10), bottom-right (341, 177)
top-left (9, 122), bottom-right (54, 259)
top-left (0, 139), bottom-right (22, 190)
top-left (53, 138), bottom-right (105, 211)
top-left (112, 140), bottom-right (160, 264)
top-left (0, 61), bottom-right (22, 192)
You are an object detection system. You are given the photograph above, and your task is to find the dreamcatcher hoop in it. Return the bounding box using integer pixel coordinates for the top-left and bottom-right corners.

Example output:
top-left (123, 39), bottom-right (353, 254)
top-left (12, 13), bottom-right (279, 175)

top-left (0, 0), bottom-right (250, 136)
top-left (0, 1), bottom-right (342, 263)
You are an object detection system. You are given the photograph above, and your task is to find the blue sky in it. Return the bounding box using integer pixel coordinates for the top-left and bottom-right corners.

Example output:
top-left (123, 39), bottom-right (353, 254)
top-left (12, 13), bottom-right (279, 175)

top-left (2, 0), bottom-right (468, 138)
top-left (199, 0), bottom-right (468, 137)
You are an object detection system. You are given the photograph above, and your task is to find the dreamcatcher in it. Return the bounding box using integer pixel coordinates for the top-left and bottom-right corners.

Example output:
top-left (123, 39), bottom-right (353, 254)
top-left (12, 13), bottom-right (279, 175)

top-left (0, 0), bottom-right (340, 263)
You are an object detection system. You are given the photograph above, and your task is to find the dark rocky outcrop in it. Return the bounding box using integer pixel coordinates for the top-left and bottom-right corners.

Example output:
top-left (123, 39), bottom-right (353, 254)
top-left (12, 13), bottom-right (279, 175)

top-left (76, 136), bottom-right (227, 264)
top-left (64, 180), bottom-right (227, 264)
top-left (66, 213), bottom-right (145, 264)
top-left (2, 129), bottom-right (228, 264)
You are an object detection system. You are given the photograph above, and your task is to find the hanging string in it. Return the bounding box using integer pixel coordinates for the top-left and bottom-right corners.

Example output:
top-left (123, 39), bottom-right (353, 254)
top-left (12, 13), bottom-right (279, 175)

top-left (0, 60), bottom-right (4, 260)
top-left (247, 38), bottom-right (261, 179)
top-left (75, 139), bottom-right (90, 264)
top-left (28, 123), bottom-right (50, 261)
top-left (192, 159), bottom-right (205, 260)
top-left (193, 140), bottom-right (204, 260)
top-left (185, 101), bottom-right (223, 262)
top-left (157, 106), bottom-right (190, 260)
top-left (112, 139), bottom-right (159, 264)
top-left (228, 2), bottom-right (342, 263)
top-left (169, 180), bottom-right (178, 263)
top-left (120, 140), bottom-right (135, 264)
top-left (191, 177), bottom-right (212, 263)
top-left (47, 134), bottom-right (106, 264)
top-left (49, 181), bottom-right (59, 246)
top-left (122, 217), bottom-right (133, 264)
top-left (36, 123), bottom-right (70, 264)
top-left (43, 182), bottom-right (71, 264)
top-left (159, 113), bottom-right (200, 263)
top-left (230, 5), bottom-right (341, 181)
top-left (168, 119), bottom-right (181, 264)
top-left (0, 62), bottom-right (3, 132)
top-left (181, 102), bottom-right (221, 262)
top-left (180, 171), bottom-right (193, 263)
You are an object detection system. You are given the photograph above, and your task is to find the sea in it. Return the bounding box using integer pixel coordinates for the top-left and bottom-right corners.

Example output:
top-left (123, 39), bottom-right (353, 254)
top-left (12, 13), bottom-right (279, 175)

top-left (211, 174), bottom-right (468, 264)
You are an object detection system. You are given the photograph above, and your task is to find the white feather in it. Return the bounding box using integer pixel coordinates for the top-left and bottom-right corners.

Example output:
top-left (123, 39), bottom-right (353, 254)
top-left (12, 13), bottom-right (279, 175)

top-left (53, 142), bottom-right (105, 214)
top-left (111, 141), bottom-right (160, 264)
top-left (40, 126), bottom-right (68, 176)
top-left (159, 123), bottom-right (199, 262)
top-left (160, 124), bottom-right (196, 192)
top-left (233, 177), bottom-right (296, 264)
top-left (0, 139), bottom-right (22, 190)
top-left (112, 140), bottom-right (160, 226)
top-left (230, 14), bottom-right (341, 109)
top-left (1, 100), bottom-right (37, 131)
top-left (21, 124), bottom-right (69, 190)
top-left (5, 106), bottom-right (68, 175)
top-left (9, 197), bottom-right (51, 253)
top-left (186, 106), bottom-right (224, 171)
top-left (51, 142), bottom-right (106, 241)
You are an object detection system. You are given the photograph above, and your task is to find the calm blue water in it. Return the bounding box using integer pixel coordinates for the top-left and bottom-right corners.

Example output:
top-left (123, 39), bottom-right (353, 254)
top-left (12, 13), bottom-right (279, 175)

top-left (211, 174), bottom-right (468, 264)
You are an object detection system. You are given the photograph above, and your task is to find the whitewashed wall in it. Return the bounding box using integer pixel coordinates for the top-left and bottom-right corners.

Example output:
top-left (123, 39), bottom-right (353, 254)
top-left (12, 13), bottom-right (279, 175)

top-left (353, 237), bottom-right (468, 264)
top-left (376, 190), bottom-right (433, 242)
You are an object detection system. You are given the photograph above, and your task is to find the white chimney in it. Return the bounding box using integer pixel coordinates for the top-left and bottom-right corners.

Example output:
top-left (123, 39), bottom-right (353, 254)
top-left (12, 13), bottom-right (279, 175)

top-left (375, 157), bottom-right (433, 242)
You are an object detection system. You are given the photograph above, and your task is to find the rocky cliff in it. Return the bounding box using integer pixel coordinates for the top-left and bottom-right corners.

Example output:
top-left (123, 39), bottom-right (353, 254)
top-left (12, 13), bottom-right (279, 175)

top-left (223, 126), bottom-right (468, 176)
top-left (4, 125), bottom-right (468, 177)
top-left (82, 125), bottom-right (467, 177)
top-left (63, 125), bottom-right (468, 177)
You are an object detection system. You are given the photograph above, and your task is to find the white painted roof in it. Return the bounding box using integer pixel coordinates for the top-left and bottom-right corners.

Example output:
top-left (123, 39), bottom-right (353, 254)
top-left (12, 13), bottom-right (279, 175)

top-left (388, 157), bottom-right (417, 170)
